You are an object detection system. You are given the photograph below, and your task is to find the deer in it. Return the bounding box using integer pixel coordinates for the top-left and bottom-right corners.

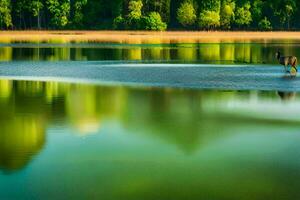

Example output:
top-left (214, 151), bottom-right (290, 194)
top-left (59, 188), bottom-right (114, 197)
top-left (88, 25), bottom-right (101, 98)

top-left (276, 51), bottom-right (297, 73)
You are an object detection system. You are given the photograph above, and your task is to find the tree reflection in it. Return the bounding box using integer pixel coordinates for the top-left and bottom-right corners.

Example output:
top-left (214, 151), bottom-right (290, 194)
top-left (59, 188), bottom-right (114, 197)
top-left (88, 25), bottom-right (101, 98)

top-left (0, 116), bottom-right (46, 172)
top-left (0, 41), bottom-right (300, 63)
top-left (0, 47), bottom-right (12, 61)
top-left (65, 84), bottom-right (125, 135)
top-left (0, 79), bottom-right (299, 171)
top-left (0, 80), bottom-right (12, 100)
top-left (0, 80), bottom-right (48, 171)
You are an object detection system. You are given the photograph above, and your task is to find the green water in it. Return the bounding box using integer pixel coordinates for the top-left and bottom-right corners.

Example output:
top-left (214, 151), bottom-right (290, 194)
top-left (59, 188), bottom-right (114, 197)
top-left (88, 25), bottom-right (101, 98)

top-left (1, 41), bottom-right (300, 63)
top-left (1, 40), bottom-right (300, 199)
top-left (0, 80), bottom-right (300, 199)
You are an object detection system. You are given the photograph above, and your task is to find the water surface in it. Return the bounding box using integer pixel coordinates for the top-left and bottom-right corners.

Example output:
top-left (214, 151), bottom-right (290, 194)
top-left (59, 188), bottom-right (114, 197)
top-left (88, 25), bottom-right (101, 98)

top-left (1, 40), bottom-right (300, 64)
top-left (0, 39), bottom-right (300, 199)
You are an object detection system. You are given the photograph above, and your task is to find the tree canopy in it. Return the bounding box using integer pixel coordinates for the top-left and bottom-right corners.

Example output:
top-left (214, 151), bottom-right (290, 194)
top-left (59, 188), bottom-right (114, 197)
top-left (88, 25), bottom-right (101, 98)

top-left (2, 0), bottom-right (300, 30)
top-left (199, 10), bottom-right (220, 29)
top-left (177, 1), bottom-right (197, 27)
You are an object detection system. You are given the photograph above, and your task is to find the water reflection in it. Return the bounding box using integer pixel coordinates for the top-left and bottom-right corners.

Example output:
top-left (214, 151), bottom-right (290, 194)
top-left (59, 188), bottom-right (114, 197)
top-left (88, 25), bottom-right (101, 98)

top-left (0, 116), bottom-right (45, 172)
top-left (2, 79), bottom-right (300, 199)
top-left (1, 79), bottom-right (300, 172)
top-left (1, 42), bottom-right (300, 63)
top-left (277, 91), bottom-right (296, 101)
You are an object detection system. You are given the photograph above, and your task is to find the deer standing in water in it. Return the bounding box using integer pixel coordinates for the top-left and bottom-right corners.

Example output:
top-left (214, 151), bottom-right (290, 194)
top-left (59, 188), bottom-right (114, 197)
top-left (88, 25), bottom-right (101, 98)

top-left (276, 51), bottom-right (297, 73)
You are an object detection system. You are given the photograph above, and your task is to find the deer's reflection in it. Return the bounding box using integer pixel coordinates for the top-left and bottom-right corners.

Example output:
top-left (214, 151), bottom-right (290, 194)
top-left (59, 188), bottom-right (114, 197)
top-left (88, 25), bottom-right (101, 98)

top-left (277, 91), bottom-right (296, 101)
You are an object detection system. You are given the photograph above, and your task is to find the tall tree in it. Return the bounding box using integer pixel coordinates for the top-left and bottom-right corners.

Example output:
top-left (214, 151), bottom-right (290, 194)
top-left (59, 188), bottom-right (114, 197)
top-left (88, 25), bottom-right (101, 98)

top-left (234, 2), bottom-right (252, 28)
top-left (271, 0), bottom-right (296, 29)
top-left (284, 4), bottom-right (294, 29)
top-left (0, 0), bottom-right (12, 28)
top-left (30, 0), bottom-right (44, 29)
top-left (144, 0), bottom-right (171, 23)
top-left (46, 0), bottom-right (70, 28)
top-left (199, 10), bottom-right (220, 29)
top-left (126, 0), bottom-right (143, 29)
top-left (2, 0), bottom-right (300, 30)
top-left (197, 0), bottom-right (221, 12)
top-left (220, 0), bottom-right (235, 29)
top-left (177, 1), bottom-right (197, 27)
top-left (71, 0), bottom-right (87, 27)
top-left (144, 12), bottom-right (167, 30)
top-left (251, 0), bottom-right (263, 27)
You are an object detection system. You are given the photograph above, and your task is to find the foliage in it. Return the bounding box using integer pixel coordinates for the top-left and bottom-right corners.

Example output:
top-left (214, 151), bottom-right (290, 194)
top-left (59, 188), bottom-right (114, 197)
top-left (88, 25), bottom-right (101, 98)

top-left (234, 2), bottom-right (252, 27)
top-left (82, 0), bottom-right (122, 29)
top-left (113, 15), bottom-right (125, 30)
top-left (144, 0), bottom-right (171, 23)
top-left (220, 0), bottom-right (235, 29)
top-left (126, 0), bottom-right (143, 29)
top-left (251, 0), bottom-right (263, 24)
top-left (197, 0), bottom-right (221, 12)
top-left (0, 0), bottom-right (12, 28)
top-left (30, 1), bottom-right (43, 17)
top-left (73, 0), bottom-right (88, 26)
top-left (284, 4), bottom-right (294, 29)
top-left (127, 0), bottom-right (143, 21)
top-left (177, 1), bottom-right (197, 27)
top-left (199, 10), bottom-right (220, 29)
top-left (143, 12), bottom-right (167, 31)
top-left (2, 0), bottom-right (300, 30)
top-left (46, 0), bottom-right (70, 28)
top-left (273, 0), bottom-right (296, 29)
top-left (258, 17), bottom-right (272, 31)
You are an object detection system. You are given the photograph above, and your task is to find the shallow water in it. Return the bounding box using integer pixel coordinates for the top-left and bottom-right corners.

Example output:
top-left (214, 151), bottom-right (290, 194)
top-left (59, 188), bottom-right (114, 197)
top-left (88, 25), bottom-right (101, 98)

top-left (0, 62), bottom-right (299, 91)
top-left (0, 39), bottom-right (300, 199)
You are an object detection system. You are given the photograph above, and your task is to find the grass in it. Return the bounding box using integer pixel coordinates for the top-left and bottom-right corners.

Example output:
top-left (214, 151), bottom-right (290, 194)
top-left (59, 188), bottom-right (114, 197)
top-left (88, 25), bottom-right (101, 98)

top-left (1, 31), bottom-right (300, 44)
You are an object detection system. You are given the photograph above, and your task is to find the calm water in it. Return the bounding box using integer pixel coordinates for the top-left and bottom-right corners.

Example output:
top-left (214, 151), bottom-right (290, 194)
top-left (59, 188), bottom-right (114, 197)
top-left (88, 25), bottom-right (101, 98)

top-left (0, 41), bottom-right (300, 64)
top-left (1, 40), bottom-right (300, 199)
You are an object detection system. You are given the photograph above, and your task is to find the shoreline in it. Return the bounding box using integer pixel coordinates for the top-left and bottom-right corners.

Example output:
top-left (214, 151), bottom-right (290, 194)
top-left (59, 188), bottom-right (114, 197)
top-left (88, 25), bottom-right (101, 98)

top-left (1, 31), bottom-right (300, 43)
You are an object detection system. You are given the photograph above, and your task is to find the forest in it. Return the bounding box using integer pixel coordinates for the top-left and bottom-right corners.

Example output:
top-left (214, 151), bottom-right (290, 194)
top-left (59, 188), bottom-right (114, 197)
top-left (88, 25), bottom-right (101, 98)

top-left (0, 0), bottom-right (299, 31)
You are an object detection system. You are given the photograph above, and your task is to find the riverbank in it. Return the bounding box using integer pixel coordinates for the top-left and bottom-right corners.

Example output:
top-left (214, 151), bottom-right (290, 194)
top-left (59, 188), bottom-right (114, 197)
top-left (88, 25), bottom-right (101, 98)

top-left (1, 31), bottom-right (300, 44)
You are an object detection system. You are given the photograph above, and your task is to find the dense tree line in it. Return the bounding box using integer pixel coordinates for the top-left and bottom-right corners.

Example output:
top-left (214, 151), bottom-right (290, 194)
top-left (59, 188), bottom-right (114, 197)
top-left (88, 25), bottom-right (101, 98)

top-left (0, 0), bottom-right (299, 30)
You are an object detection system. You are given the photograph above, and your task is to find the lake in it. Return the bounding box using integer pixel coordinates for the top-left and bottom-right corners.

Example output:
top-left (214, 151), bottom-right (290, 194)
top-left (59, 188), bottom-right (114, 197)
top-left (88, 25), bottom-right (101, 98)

top-left (1, 38), bottom-right (300, 199)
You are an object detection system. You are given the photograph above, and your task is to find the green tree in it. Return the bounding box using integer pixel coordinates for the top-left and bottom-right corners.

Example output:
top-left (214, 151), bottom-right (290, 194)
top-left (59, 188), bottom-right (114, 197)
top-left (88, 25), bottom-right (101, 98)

top-left (251, 0), bottom-right (263, 25)
top-left (220, 0), bottom-right (235, 29)
top-left (197, 0), bottom-right (221, 12)
top-left (177, 1), bottom-right (197, 27)
top-left (127, 0), bottom-right (143, 21)
top-left (83, 0), bottom-right (122, 29)
top-left (72, 0), bottom-right (87, 27)
top-left (0, 0), bottom-right (12, 28)
top-left (12, 0), bottom-right (27, 29)
top-left (234, 2), bottom-right (252, 28)
top-left (30, 0), bottom-right (44, 29)
top-left (113, 15), bottom-right (125, 29)
top-left (3, 0), bottom-right (300, 30)
top-left (273, 0), bottom-right (296, 29)
top-left (199, 10), bottom-right (220, 30)
top-left (144, 0), bottom-right (171, 23)
top-left (258, 16), bottom-right (272, 30)
top-left (143, 12), bottom-right (167, 31)
top-left (46, 0), bottom-right (70, 28)
top-left (126, 0), bottom-right (143, 29)
top-left (285, 4), bottom-right (294, 29)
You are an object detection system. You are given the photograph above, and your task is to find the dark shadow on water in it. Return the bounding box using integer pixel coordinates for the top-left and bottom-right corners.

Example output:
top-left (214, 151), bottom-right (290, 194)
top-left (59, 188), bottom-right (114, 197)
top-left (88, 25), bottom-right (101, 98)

top-left (277, 91), bottom-right (296, 101)
top-left (278, 70), bottom-right (297, 100)
top-left (281, 74), bottom-right (297, 80)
